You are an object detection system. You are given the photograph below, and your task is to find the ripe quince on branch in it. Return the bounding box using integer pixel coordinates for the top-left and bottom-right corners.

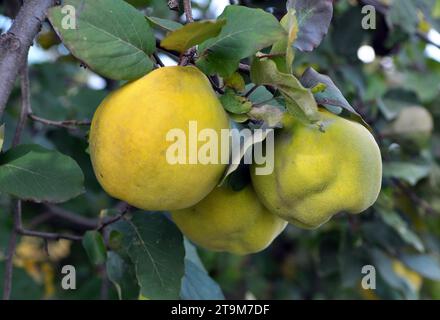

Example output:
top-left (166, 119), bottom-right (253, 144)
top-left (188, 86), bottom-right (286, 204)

top-left (251, 109), bottom-right (382, 229)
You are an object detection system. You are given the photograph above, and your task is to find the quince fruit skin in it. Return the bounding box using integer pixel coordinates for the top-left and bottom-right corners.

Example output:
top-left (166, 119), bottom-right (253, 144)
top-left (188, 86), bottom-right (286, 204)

top-left (89, 66), bottom-right (229, 211)
top-left (251, 110), bottom-right (382, 229)
top-left (171, 185), bottom-right (287, 255)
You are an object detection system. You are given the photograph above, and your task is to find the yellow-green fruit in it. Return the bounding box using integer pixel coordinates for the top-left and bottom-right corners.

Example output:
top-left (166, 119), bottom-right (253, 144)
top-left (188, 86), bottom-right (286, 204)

top-left (251, 110), bottom-right (382, 229)
top-left (89, 66), bottom-right (229, 210)
top-left (171, 185), bottom-right (287, 255)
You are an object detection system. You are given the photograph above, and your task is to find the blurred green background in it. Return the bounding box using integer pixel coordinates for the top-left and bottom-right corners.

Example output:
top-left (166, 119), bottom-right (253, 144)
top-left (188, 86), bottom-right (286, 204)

top-left (0, 0), bottom-right (440, 300)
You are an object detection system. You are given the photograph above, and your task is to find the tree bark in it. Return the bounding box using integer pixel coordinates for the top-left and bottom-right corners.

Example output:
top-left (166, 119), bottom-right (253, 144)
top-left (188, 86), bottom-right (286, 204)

top-left (0, 0), bottom-right (56, 119)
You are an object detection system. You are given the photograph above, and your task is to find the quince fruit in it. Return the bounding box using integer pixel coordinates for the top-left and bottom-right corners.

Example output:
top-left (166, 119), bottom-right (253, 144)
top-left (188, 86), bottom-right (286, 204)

top-left (89, 66), bottom-right (229, 210)
top-left (171, 185), bottom-right (287, 255)
top-left (251, 110), bottom-right (382, 229)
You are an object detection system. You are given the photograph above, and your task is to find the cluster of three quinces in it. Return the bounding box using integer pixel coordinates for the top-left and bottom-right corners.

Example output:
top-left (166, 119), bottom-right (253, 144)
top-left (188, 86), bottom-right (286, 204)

top-left (89, 66), bottom-right (382, 255)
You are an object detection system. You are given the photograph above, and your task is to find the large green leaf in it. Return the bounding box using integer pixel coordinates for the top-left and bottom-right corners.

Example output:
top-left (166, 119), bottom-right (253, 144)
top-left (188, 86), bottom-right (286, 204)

top-left (181, 239), bottom-right (224, 300)
top-left (82, 230), bottom-right (107, 266)
top-left (270, 10), bottom-right (298, 74)
top-left (111, 212), bottom-right (185, 299)
top-left (386, 0), bottom-right (419, 34)
top-left (197, 5), bottom-right (286, 77)
top-left (380, 210), bottom-right (425, 253)
top-left (370, 249), bottom-right (417, 299)
top-left (251, 58), bottom-right (319, 122)
top-left (107, 251), bottom-right (140, 300)
top-left (401, 254), bottom-right (440, 280)
top-left (161, 20), bottom-right (226, 53)
top-left (300, 67), bottom-right (369, 129)
top-left (287, 0), bottom-right (333, 52)
top-left (0, 144), bottom-right (84, 203)
top-left (146, 16), bottom-right (182, 32)
top-left (383, 162), bottom-right (431, 186)
top-left (402, 71), bottom-right (440, 103)
top-left (48, 0), bottom-right (155, 80)
top-left (219, 89), bottom-right (252, 115)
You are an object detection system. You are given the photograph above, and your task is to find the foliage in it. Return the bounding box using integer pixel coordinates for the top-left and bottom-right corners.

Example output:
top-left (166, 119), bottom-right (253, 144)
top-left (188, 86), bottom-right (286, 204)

top-left (0, 0), bottom-right (440, 300)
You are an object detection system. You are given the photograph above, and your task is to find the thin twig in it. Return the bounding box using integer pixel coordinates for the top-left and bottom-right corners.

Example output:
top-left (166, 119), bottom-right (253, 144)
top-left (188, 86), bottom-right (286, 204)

top-left (392, 179), bottom-right (439, 216)
top-left (238, 63), bottom-right (251, 75)
top-left (208, 76), bottom-right (225, 94)
top-left (29, 114), bottom-right (91, 128)
top-left (12, 63), bottom-right (30, 146)
top-left (27, 212), bottom-right (52, 229)
top-left (45, 205), bottom-right (99, 229)
top-left (179, 0), bottom-right (196, 66)
top-left (153, 52), bottom-right (165, 67)
top-left (418, 32), bottom-right (440, 49)
top-left (183, 0), bottom-right (194, 23)
top-left (16, 205), bottom-right (83, 242)
top-left (16, 228), bottom-right (83, 241)
top-left (2, 202), bottom-right (21, 300)
top-left (156, 38), bottom-right (180, 59)
top-left (257, 53), bottom-right (285, 59)
top-left (97, 208), bottom-right (129, 232)
top-left (3, 64), bottom-right (31, 300)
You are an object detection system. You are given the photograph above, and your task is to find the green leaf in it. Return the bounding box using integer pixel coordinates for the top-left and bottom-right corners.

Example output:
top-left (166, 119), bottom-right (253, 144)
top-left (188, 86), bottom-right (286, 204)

top-left (402, 71), bottom-right (440, 103)
top-left (181, 239), bottom-right (224, 300)
top-left (197, 5), bottom-right (286, 77)
top-left (387, 0), bottom-right (419, 34)
top-left (82, 230), bottom-right (107, 266)
top-left (251, 58), bottom-right (319, 123)
top-left (401, 254), bottom-right (440, 280)
top-left (300, 67), bottom-right (370, 129)
top-left (161, 20), bottom-right (226, 53)
top-left (107, 251), bottom-right (140, 300)
top-left (270, 10), bottom-right (298, 74)
top-left (111, 212), bottom-right (185, 300)
top-left (224, 72), bottom-right (246, 92)
top-left (380, 210), bottom-right (425, 252)
top-left (383, 162), bottom-right (431, 186)
top-left (146, 16), bottom-right (182, 32)
top-left (0, 144), bottom-right (84, 203)
top-left (287, 0), bottom-right (333, 51)
top-left (245, 84), bottom-right (281, 106)
top-left (370, 249), bottom-right (417, 299)
top-left (48, 0), bottom-right (155, 80)
top-left (219, 89), bottom-right (252, 115)
top-left (229, 113), bottom-right (249, 123)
